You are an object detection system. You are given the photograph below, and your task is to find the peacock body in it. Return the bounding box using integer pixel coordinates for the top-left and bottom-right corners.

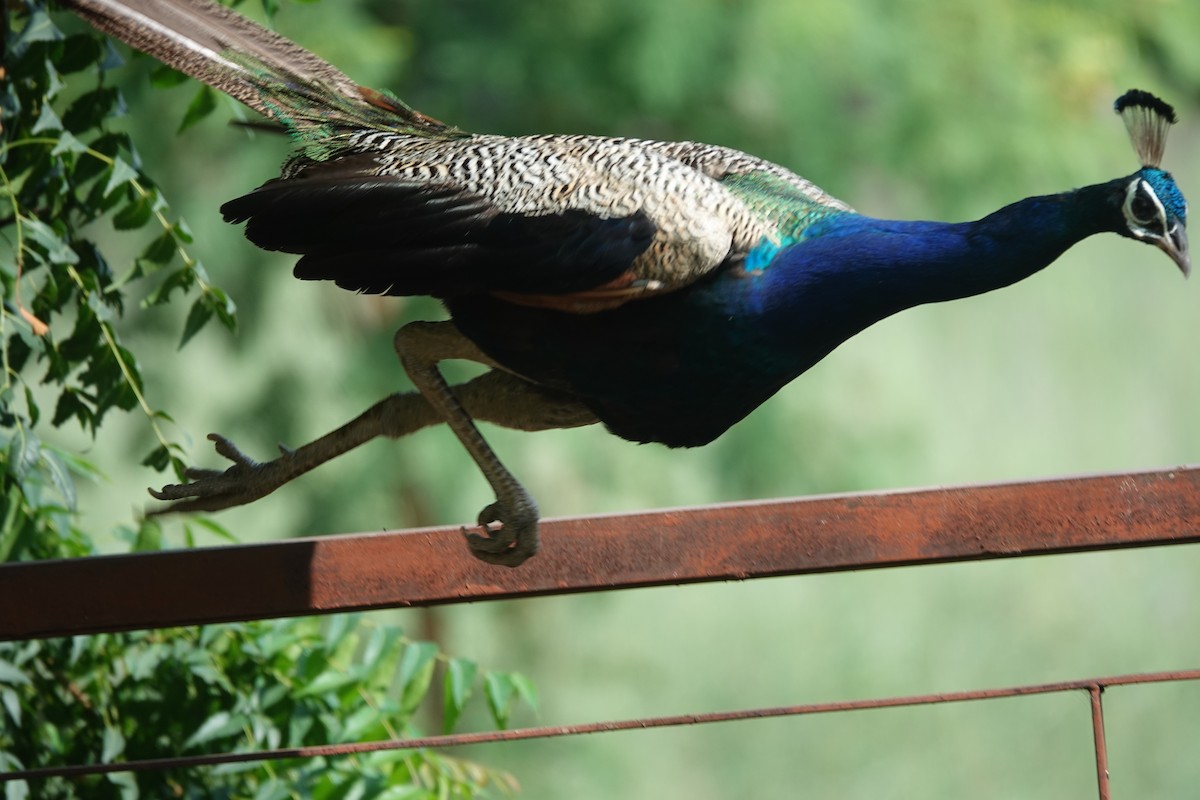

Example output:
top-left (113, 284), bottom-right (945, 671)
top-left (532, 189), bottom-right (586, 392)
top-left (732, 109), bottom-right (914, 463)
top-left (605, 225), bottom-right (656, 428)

top-left (65, 0), bottom-right (1189, 566)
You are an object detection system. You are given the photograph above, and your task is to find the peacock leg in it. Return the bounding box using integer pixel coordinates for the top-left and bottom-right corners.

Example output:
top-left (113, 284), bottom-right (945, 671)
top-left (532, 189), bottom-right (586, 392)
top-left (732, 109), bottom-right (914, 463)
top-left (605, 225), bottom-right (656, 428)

top-left (149, 391), bottom-right (442, 513)
top-left (394, 320), bottom-right (580, 567)
top-left (151, 322), bottom-right (595, 568)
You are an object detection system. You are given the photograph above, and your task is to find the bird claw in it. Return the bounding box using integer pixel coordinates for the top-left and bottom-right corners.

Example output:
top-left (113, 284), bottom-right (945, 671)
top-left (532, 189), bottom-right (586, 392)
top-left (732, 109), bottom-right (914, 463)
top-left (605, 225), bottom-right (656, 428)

top-left (461, 500), bottom-right (540, 567)
top-left (146, 433), bottom-right (294, 514)
top-left (151, 432), bottom-right (543, 567)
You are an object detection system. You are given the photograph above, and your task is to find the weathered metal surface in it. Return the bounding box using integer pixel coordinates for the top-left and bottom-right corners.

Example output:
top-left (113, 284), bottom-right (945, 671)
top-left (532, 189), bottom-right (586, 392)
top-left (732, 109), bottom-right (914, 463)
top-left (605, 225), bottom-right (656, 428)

top-left (2, 667), bottom-right (1196, 783)
top-left (1, 466), bottom-right (1198, 640)
top-left (1090, 686), bottom-right (1111, 800)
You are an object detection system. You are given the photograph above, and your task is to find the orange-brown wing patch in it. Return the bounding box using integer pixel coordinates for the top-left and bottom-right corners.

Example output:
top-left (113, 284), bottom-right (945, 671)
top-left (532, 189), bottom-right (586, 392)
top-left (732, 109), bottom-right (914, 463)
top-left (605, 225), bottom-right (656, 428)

top-left (491, 272), bottom-right (671, 313)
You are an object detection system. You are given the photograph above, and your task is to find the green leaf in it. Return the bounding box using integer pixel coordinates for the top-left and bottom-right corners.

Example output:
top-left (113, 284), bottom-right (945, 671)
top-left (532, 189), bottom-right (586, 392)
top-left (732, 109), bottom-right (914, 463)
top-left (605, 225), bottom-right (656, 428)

top-left (203, 285), bottom-right (238, 331)
top-left (186, 516), bottom-right (238, 543)
top-left (7, 430), bottom-right (41, 479)
top-left (125, 640), bottom-right (168, 680)
top-left (131, 518), bottom-right (162, 552)
top-left (179, 298), bottom-right (214, 348)
top-left (1, 688), bottom-right (20, 726)
top-left (138, 231), bottom-right (179, 273)
top-left (340, 703), bottom-right (383, 742)
top-left (74, 240), bottom-right (115, 288)
top-left (105, 771), bottom-right (137, 797)
top-left (55, 34), bottom-right (104, 74)
top-left (38, 448), bottom-right (76, 511)
top-left (397, 641), bottom-right (438, 713)
top-left (483, 672), bottom-right (515, 730)
top-left (63, 87), bottom-right (126, 132)
top-left (21, 218), bottom-right (79, 265)
top-left (376, 787), bottom-right (434, 800)
top-left (76, 132), bottom-right (128, 178)
top-left (0, 486), bottom-right (25, 563)
top-left (361, 625), bottom-right (402, 671)
top-left (12, 10), bottom-right (63, 54)
top-left (0, 659), bottom-right (31, 687)
top-left (185, 711), bottom-right (242, 748)
top-left (47, 447), bottom-right (104, 483)
top-left (101, 726), bottom-right (125, 763)
top-left (441, 658), bottom-right (477, 734)
top-left (142, 267), bottom-right (191, 302)
top-left (149, 64), bottom-right (188, 88)
top-left (287, 707), bottom-right (315, 745)
top-left (178, 85), bottom-right (218, 133)
top-left (81, 171), bottom-right (125, 219)
top-left (97, 38), bottom-right (125, 71)
top-left (31, 102), bottom-right (62, 134)
top-left (363, 749), bottom-right (418, 770)
top-left (173, 219), bottom-right (195, 244)
top-left (68, 635), bottom-right (90, 667)
top-left (510, 671), bottom-right (538, 714)
top-left (44, 53), bottom-right (68, 97)
top-left (322, 612), bottom-right (359, 650)
top-left (112, 192), bottom-right (154, 230)
top-left (258, 683), bottom-right (289, 711)
top-left (294, 668), bottom-right (359, 698)
top-left (103, 157), bottom-right (140, 197)
top-left (141, 443), bottom-right (171, 471)
top-left (5, 777), bottom-right (31, 800)
top-left (58, 306), bottom-right (101, 362)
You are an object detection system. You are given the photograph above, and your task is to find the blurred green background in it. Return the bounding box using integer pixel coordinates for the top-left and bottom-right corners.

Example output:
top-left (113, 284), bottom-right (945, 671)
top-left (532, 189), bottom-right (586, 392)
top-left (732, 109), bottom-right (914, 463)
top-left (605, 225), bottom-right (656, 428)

top-left (63, 0), bottom-right (1200, 796)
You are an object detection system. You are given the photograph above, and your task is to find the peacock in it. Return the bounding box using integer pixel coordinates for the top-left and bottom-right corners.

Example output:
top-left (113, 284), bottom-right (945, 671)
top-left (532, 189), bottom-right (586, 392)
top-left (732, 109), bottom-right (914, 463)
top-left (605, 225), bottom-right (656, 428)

top-left (65, 0), bottom-right (1189, 566)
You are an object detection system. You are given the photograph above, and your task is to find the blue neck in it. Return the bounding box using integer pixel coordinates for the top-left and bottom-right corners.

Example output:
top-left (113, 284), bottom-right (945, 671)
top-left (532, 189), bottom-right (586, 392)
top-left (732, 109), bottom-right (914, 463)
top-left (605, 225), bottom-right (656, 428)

top-left (676, 176), bottom-right (1134, 394)
top-left (752, 178), bottom-right (1125, 343)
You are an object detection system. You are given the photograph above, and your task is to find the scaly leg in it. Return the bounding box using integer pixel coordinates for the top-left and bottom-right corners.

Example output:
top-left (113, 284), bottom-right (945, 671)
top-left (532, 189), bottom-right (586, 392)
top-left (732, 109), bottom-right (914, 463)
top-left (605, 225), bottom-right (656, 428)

top-left (151, 320), bottom-right (596, 568)
top-left (393, 321), bottom-right (557, 567)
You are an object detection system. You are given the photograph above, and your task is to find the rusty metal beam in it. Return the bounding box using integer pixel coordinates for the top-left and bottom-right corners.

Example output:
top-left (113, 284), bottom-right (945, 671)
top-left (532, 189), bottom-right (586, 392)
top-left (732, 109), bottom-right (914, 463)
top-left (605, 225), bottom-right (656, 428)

top-left (2, 466), bottom-right (1198, 640)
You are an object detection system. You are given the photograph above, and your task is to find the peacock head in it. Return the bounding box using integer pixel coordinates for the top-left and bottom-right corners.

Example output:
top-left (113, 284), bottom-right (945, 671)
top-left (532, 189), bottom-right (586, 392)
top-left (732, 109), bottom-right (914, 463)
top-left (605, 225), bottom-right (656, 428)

top-left (1115, 89), bottom-right (1189, 276)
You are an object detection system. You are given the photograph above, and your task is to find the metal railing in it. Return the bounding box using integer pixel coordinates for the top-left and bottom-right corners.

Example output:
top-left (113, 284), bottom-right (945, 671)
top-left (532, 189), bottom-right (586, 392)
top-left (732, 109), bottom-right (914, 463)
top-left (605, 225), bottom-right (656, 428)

top-left (2, 465), bottom-right (1198, 797)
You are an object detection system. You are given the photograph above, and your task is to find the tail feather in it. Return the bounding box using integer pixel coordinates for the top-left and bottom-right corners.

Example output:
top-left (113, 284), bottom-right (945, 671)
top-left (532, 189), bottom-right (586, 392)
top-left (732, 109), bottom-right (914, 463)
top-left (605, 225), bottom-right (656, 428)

top-left (63, 0), bottom-right (458, 155)
top-left (64, 0), bottom-right (356, 114)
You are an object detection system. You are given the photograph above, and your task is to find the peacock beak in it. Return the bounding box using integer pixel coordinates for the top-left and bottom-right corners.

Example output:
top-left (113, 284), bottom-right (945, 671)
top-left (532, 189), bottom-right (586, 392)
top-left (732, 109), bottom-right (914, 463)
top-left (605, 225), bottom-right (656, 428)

top-left (1158, 225), bottom-right (1190, 277)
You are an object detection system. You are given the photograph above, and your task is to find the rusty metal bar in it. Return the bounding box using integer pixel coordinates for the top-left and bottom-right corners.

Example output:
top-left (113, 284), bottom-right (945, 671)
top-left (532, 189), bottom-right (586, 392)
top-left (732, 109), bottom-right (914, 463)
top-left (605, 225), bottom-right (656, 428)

top-left (1090, 685), bottom-right (1111, 800)
top-left (3, 667), bottom-right (1197, 783)
top-left (2, 466), bottom-right (1198, 640)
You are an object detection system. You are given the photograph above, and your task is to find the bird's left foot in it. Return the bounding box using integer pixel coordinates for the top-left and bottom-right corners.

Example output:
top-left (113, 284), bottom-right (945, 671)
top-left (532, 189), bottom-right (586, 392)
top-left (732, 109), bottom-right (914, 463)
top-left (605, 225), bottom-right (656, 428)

top-left (147, 433), bottom-right (300, 514)
top-left (462, 499), bottom-right (540, 567)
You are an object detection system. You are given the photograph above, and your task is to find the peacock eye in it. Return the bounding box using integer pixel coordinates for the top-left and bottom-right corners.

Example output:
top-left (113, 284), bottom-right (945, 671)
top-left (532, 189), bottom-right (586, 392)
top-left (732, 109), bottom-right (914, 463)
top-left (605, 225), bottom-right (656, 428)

top-left (1130, 192), bottom-right (1157, 225)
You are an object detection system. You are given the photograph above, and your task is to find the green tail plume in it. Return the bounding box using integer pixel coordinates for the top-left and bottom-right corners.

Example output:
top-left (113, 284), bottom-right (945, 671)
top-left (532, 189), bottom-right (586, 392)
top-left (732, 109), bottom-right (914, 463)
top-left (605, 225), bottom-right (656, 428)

top-left (227, 52), bottom-right (468, 165)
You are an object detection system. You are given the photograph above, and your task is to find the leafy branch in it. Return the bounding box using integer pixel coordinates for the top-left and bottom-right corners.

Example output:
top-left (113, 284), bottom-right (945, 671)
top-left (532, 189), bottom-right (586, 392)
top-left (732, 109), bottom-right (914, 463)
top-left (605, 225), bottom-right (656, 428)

top-left (0, 3), bottom-right (538, 797)
top-left (0, 614), bottom-right (534, 798)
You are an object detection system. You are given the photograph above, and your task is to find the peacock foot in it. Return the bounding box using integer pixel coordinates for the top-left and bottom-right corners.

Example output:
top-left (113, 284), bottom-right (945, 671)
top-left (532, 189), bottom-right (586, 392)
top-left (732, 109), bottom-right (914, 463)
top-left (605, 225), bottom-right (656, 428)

top-left (462, 498), bottom-right (540, 568)
top-left (147, 433), bottom-right (299, 514)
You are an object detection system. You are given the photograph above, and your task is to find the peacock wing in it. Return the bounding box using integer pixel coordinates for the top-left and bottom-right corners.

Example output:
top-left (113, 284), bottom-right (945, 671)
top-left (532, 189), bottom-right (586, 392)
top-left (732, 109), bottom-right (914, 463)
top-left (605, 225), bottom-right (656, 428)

top-left (639, 140), bottom-right (854, 245)
top-left (224, 134), bottom-right (797, 310)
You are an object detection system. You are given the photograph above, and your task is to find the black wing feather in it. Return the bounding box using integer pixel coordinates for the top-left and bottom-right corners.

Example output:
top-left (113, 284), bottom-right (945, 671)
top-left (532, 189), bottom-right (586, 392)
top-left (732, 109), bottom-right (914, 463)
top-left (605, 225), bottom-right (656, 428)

top-left (220, 177), bottom-right (656, 297)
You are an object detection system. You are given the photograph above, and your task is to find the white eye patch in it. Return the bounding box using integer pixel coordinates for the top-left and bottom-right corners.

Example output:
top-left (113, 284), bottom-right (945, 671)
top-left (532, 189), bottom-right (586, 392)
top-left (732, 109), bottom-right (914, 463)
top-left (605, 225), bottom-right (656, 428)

top-left (1124, 179), bottom-right (1167, 238)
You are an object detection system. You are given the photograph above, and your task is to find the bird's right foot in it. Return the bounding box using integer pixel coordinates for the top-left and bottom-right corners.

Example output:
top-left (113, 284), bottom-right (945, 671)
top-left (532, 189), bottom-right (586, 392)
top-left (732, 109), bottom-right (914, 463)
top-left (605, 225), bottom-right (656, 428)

top-left (148, 433), bottom-right (301, 514)
top-left (462, 498), bottom-right (540, 568)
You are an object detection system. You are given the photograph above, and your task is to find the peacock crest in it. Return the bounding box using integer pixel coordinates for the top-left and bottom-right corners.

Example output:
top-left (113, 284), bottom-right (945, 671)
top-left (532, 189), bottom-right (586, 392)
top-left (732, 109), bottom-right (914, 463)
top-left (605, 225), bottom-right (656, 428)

top-left (1115, 89), bottom-right (1177, 170)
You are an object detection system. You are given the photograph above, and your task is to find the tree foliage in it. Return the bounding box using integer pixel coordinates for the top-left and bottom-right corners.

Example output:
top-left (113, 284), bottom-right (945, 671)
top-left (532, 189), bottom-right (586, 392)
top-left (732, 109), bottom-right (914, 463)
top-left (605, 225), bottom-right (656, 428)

top-left (0, 4), bottom-right (533, 796)
top-left (0, 2), bottom-right (235, 562)
top-left (1, 614), bottom-right (532, 798)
